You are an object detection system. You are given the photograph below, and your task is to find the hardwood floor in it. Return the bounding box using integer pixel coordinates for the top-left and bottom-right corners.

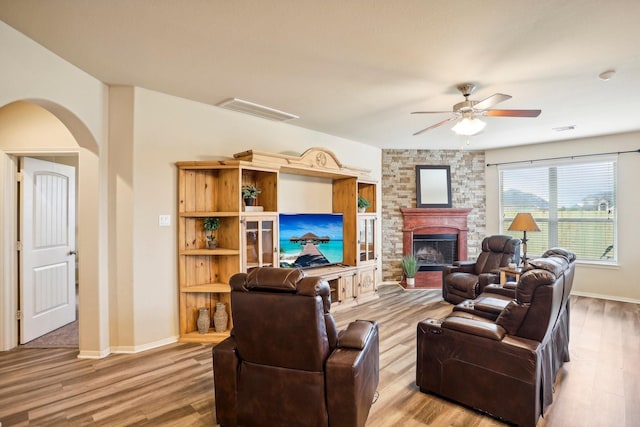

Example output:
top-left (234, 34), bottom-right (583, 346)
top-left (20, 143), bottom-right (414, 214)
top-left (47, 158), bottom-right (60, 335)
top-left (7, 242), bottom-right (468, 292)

top-left (0, 285), bottom-right (638, 426)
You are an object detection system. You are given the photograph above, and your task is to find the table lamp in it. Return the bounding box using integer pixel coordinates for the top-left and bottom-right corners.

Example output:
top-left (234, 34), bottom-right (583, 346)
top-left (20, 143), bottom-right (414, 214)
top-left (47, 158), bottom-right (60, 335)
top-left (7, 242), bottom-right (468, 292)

top-left (508, 213), bottom-right (540, 267)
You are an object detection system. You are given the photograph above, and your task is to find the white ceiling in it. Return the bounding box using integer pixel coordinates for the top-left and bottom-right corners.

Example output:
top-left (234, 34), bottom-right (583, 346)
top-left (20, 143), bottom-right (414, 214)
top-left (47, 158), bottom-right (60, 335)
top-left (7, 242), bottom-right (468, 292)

top-left (2, 0), bottom-right (639, 150)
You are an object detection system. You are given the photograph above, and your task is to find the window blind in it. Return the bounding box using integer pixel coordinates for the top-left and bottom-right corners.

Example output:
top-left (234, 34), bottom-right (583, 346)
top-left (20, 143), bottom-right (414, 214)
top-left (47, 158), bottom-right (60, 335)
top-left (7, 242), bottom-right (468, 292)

top-left (500, 158), bottom-right (616, 262)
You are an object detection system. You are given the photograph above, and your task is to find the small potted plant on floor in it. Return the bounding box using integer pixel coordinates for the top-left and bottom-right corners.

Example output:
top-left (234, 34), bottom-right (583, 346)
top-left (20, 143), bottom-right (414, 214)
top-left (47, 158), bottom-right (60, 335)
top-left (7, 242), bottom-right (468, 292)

top-left (242, 184), bottom-right (261, 209)
top-left (402, 255), bottom-right (418, 287)
top-left (357, 195), bottom-right (371, 213)
top-left (203, 217), bottom-right (220, 249)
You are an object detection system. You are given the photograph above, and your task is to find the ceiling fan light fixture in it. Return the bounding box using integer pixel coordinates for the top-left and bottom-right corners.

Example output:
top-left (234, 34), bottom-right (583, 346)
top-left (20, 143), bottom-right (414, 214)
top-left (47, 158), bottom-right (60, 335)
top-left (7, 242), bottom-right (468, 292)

top-left (451, 116), bottom-right (486, 136)
top-left (411, 82), bottom-right (540, 137)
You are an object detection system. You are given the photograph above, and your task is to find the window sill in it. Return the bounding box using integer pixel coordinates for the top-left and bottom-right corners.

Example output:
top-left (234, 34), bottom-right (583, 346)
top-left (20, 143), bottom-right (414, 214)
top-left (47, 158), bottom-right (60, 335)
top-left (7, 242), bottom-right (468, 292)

top-left (575, 260), bottom-right (619, 269)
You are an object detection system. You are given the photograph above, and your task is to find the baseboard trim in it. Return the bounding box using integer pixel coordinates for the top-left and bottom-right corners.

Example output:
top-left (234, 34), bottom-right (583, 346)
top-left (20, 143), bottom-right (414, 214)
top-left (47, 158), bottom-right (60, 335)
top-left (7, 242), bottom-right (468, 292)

top-left (571, 291), bottom-right (640, 304)
top-left (111, 336), bottom-right (179, 354)
top-left (77, 336), bottom-right (181, 359)
top-left (77, 348), bottom-right (111, 359)
top-left (378, 281), bottom-right (400, 287)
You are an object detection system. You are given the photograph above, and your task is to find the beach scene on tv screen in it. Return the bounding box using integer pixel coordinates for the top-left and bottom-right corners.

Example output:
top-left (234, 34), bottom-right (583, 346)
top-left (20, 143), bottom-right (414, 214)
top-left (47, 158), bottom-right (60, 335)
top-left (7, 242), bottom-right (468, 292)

top-left (279, 213), bottom-right (344, 268)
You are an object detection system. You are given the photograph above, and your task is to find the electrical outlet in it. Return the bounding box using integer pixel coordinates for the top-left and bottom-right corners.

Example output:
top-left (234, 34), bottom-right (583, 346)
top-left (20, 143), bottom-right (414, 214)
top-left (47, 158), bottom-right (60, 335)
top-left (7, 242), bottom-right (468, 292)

top-left (159, 215), bottom-right (171, 227)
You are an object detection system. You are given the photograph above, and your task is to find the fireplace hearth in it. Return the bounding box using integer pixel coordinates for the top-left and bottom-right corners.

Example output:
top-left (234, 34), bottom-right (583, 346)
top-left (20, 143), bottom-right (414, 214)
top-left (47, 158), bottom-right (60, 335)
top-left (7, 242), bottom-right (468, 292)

top-left (401, 208), bottom-right (471, 288)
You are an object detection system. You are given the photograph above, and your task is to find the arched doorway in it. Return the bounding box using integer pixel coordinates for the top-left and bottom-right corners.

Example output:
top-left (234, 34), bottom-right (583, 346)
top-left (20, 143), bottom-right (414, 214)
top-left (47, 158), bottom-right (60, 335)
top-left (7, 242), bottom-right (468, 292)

top-left (0, 100), bottom-right (107, 357)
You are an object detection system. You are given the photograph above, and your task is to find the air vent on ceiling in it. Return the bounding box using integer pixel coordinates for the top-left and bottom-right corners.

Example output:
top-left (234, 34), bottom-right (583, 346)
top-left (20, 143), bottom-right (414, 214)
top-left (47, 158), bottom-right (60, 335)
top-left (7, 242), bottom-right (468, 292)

top-left (217, 98), bottom-right (299, 122)
top-left (553, 125), bottom-right (576, 132)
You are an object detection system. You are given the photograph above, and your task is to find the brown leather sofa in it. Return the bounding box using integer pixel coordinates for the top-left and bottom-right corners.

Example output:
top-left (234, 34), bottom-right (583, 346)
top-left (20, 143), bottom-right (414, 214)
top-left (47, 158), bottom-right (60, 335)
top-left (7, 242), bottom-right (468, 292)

top-left (212, 267), bottom-right (379, 427)
top-left (417, 248), bottom-right (575, 427)
top-left (442, 234), bottom-right (521, 304)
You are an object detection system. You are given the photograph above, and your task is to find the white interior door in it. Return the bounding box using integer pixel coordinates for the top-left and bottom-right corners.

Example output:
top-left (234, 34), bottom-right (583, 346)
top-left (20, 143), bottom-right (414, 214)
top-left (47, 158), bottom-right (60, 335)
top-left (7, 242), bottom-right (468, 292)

top-left (20, 157), bottom-right (76, 344)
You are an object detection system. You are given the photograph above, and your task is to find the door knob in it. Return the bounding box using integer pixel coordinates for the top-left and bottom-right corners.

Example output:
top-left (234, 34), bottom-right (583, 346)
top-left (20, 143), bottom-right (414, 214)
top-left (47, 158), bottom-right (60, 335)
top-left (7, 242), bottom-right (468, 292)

top-left (68, 250), bottom-right (77, 256)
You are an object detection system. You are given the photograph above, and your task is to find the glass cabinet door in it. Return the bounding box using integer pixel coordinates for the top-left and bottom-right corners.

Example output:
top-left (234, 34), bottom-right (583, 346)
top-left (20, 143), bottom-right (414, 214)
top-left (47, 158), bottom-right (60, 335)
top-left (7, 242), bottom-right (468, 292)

top-left (358, 216), bottom-right (376, 263)
top-left (244, 216), bottom-right (277, 272)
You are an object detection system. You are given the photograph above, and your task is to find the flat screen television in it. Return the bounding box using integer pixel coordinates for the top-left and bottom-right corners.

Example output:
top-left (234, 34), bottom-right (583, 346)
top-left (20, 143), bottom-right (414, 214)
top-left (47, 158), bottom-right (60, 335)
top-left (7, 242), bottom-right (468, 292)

top-left (279, 213), bottom-right (344, 269)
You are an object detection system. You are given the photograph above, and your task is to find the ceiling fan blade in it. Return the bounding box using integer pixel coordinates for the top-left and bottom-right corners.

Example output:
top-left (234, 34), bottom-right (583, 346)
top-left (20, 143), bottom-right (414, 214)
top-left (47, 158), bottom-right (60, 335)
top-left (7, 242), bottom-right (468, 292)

top-left (410, 111), bottom-right (454, 114)
top-left (413, 116), bottom-right (457, 136)
top-left (483, 109), bottom-right (541, 117)
top-left (473, 93), bottom-right (512, 111)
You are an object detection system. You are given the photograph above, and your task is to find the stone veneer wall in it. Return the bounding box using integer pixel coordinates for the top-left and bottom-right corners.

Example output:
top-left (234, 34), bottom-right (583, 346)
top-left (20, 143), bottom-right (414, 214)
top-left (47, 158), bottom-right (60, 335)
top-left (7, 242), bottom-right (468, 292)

top-left (381, 149), bottom-right (486, 282)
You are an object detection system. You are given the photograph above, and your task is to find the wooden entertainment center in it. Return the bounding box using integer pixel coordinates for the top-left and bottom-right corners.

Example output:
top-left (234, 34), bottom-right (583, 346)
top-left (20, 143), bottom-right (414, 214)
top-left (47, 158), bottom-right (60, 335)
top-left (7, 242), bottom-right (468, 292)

top-left (176, 148), bottom-right (379, 343)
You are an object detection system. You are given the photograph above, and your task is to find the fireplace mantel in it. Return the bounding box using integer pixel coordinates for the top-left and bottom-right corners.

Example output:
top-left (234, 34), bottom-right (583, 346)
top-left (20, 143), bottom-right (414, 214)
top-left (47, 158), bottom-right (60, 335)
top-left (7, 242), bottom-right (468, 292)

top-left (401, 208), bottom-right (472, 288)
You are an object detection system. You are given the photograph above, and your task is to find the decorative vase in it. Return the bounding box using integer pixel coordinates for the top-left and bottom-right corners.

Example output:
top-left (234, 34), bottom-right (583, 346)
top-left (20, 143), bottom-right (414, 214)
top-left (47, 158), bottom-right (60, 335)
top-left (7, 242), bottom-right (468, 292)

top-left (358, 207), bottom-right (366, 213)
top-left (406, 277), bottom-right (416, 287)
top-left (207, 238), bottom-right (218, 249)
top-left (197, 307), bottom-right (210, 334)
top-left (214, 302), bottom-right (228, 333)
top-left (244, 197), bottom-right (255, 206)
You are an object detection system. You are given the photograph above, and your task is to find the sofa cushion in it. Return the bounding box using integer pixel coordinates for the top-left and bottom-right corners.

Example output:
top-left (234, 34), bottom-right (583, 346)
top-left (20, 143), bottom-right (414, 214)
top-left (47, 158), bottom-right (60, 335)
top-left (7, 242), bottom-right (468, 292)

top-left (496, 300), bottom-right (529, 335)
top-left (474, 235), bottom-right (520, 275)
top-left (516, 269), bottom-right (556, 303)
top-left (543, 247), bottom-right (576, 263)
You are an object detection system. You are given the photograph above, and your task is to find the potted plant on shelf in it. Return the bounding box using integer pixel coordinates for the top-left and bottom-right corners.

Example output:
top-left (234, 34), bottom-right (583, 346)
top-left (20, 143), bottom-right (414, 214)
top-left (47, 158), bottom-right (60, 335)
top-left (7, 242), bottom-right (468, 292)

top-left (242, 184), bottom-right (261, 209)
top-left (402, 255), bottom-right (418, 287)
top-left (357, 195), bottom-right (371, 213)
top-left (203, 217), bottom-right (220, 249)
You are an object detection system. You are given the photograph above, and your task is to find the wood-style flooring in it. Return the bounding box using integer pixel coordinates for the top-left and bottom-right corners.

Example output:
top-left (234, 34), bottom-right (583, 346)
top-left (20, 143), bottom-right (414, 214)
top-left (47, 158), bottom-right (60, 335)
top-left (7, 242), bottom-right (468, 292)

top-left (0, 285), bottom-right (638, 426)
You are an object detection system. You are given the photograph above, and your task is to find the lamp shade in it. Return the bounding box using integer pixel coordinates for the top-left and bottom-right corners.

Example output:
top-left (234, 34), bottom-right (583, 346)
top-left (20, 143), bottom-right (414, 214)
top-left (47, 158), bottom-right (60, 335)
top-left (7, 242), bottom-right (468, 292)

top-left (451, 117), bottom-right (486, 136)
top-left (508, 213), bottom-right (540, 232)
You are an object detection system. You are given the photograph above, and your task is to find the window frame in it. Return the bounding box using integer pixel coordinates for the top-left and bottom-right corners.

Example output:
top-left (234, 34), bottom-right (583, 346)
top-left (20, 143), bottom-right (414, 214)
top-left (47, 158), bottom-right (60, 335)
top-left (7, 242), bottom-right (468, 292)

top-left (498, 155), bottom-right (618, 265)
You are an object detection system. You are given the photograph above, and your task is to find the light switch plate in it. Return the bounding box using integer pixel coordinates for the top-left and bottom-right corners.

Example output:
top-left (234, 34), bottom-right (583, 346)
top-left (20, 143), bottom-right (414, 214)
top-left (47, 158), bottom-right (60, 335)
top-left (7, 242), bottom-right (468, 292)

top-left (159, 214), bottom-right (171, 227)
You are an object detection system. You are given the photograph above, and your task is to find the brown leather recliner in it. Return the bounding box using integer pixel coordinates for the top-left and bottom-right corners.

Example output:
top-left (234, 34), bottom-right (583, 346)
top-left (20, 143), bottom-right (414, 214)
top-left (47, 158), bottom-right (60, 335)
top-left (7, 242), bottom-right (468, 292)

top-left (417, 248), bottom-right (576, 427)
top-left (212, 267), bottom-right (379, 427)
top-left (455, 247), bottom-right (578, 321)
top-left (442, 234), bottom-right (521, 304)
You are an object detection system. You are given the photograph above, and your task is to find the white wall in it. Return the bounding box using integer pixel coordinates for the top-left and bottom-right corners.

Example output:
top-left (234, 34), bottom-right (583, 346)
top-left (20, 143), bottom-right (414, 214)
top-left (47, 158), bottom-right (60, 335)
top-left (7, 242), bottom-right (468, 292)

top-left (130, 88), bottom-right (382, 347)
top-left (0, 21), bottom-right (110, 357)
top-left (485, 132), bottom-right (640, 302)
top-left (0, 20), bottom-right (382, 354)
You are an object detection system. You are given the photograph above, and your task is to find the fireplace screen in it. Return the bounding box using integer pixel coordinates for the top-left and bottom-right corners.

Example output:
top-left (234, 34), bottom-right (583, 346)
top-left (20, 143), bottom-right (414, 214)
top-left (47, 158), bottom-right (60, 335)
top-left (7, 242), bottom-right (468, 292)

top-left (413, 234), bottom-right (457, 271)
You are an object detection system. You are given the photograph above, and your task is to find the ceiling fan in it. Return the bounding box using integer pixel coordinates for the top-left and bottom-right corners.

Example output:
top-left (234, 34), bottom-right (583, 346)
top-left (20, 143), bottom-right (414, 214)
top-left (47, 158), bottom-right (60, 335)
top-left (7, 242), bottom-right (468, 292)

top-left (411, 83), bottom-right (541, 136)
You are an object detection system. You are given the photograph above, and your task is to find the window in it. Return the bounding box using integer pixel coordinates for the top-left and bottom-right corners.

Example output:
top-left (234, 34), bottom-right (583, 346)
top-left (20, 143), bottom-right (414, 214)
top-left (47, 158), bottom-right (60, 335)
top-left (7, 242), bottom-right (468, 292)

top-left (500, 157), bottom-right (617, 262)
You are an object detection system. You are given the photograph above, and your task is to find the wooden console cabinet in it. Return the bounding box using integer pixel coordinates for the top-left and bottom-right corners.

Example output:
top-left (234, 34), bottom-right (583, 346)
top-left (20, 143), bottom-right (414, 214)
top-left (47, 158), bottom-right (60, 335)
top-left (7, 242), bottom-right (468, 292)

top-left (176, 148), bottom-right (379, 343)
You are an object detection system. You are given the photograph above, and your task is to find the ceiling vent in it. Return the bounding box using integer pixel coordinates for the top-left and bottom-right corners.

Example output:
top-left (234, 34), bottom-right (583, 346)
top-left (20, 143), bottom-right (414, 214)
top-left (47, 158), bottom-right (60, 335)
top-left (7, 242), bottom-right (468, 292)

top-left (217, 98), bottom-right (299, 122)
top-left (553, 125), bottom-right (576, 132)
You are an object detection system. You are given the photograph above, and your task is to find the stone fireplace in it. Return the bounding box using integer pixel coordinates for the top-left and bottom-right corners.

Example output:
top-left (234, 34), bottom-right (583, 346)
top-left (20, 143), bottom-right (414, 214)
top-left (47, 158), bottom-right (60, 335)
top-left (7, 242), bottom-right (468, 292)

top-left (401, 208), bottom-right (472, 288)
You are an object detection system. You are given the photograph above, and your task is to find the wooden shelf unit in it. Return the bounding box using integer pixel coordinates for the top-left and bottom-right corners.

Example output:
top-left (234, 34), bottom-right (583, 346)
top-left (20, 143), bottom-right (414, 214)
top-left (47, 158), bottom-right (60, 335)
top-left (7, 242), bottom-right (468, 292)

top-left (177, 161), bottom-right (279, 343)
top-left (358, 180), bottom-right (377, 213)
top-left (176, 148), bottom-right (379, 342)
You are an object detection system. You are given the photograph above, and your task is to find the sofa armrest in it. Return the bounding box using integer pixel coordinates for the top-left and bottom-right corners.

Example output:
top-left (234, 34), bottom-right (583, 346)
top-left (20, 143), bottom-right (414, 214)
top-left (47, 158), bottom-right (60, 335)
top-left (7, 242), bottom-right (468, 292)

top-left (327, 321), bottom-right (379, 427)
top-left (212, 337), bottom-right (239, 426)
top-left (455, 260), bottom-right (476, 267)
top-left (444, 262), bottom-right (476, 275)
top-left (442, 316), bottom-right (506, 341)
top-left (477, 272), bottom-right (499, 294)
top-left (338, 320), bottom-right (377, 350)
top-left (503, 281), bottom-right (517, 290)
top-left (478, 272), bottom-right (499, 285)
top-left (483, 284), bottom-right (516, 298)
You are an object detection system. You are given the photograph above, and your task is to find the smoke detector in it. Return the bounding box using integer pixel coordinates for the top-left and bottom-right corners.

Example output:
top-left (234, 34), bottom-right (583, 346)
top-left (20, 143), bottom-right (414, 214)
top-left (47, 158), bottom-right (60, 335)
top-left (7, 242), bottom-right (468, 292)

top-left (598, 70), bottom-right (616, 81)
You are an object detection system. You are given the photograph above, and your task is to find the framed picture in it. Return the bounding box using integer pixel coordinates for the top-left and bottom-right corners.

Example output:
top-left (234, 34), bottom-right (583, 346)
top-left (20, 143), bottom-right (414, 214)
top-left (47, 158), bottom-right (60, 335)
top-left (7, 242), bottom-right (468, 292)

top-left (416, 165), bottom-right (452, 208)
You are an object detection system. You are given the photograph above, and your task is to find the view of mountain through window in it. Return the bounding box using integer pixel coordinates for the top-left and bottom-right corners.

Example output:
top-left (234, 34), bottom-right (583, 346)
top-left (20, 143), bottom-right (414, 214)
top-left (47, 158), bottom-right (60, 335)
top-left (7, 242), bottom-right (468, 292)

top-left (500, 158), bottom-right (616, 262)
